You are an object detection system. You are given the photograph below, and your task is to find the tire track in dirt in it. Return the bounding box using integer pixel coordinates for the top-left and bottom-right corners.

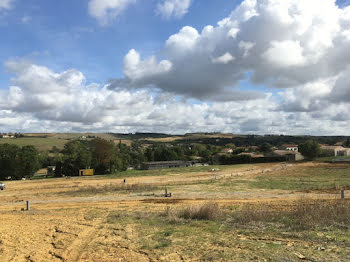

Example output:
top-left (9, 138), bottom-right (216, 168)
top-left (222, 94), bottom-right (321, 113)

top-left (77, 216), bottom-right (153, 262)
top-left (48, 216), bottom-right (104, 262)
top-left (48, 212), bottom-right (152, 262)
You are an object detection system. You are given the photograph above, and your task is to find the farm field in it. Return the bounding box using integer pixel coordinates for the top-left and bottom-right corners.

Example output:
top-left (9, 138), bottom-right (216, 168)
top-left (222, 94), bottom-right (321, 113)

top-left (1, 162), bottom-right (350, 261)
top-left (0, 133), bottom-right (128, 151)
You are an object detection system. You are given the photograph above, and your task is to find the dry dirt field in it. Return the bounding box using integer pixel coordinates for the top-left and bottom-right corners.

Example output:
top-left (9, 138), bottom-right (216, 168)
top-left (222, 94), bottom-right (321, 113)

top-left (1, 162), bottom-right (350, 261)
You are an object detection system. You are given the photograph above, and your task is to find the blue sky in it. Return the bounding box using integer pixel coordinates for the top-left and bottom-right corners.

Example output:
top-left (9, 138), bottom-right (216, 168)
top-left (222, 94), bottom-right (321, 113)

top-left (0, 0), bottom-right (240, 87)
top-left (0, 0), bottom-right (350, 134)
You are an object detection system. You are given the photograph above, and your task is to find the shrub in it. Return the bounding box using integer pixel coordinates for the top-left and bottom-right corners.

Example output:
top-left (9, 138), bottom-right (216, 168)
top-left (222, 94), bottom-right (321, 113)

top-left (166, 202), bottom-right (223, 221)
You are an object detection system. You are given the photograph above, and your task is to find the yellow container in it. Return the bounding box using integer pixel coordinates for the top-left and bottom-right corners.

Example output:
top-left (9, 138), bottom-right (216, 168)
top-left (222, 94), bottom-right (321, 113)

top-left (79, 169), bottom-right (94, 176)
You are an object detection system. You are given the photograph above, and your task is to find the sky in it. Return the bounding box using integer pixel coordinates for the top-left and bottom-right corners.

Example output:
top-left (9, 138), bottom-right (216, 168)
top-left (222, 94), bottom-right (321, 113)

top-left (0, 0), bottom-right (350, 135)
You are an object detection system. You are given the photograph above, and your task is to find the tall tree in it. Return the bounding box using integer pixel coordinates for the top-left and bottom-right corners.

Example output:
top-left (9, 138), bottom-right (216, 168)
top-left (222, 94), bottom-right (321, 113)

top-left (62, 140), bottom-right (91, 176)
top-left (0, 144), bottom-right (20, 180)
top-left (91, 138), bottom-right (115, 174)
top-left (259, 143), bottom-right (272, 153)
top-left (299, 140), bottom-right (321, 160)
top-left (18, 145), bottom-right (40, 179)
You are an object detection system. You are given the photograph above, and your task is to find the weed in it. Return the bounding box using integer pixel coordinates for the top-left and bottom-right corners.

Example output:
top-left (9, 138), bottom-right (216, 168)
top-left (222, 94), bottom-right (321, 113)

top-left (230, 199), bottom-right (350, 230)
top-left (165, 202), bottom-right (223, 221)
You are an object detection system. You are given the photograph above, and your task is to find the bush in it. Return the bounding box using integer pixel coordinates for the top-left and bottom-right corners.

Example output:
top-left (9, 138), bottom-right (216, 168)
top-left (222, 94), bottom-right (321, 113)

top-left (166, 202), bottom-right (223, 221)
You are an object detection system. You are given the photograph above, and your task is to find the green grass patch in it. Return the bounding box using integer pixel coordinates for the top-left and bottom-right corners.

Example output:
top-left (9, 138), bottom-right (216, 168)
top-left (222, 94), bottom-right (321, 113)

top-left (0, 137), bottom-right (68, 151)
top-left (103, 200), bottom-right (350, 261)
top-left (317, 156), bottom-right (350, 162)
top-left (250, 167), bottom-right (350, 191)
top-left (109, 165), bottom-right (246, 178)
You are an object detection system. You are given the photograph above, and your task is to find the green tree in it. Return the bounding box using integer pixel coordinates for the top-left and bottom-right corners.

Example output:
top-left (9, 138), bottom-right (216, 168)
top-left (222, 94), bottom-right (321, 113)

top-left (258, 143), bottom-right (272, 153)
top-left (18, 145), bottom-right (40, 179)
top-left (54, 161), bottom-right (63, 177)
top-left (0, 144), bottom-right (20, 180)
top-left (90, 138), bottom-right (115, 174)
top-left (62, 140), bottom-right (91, 176)
top-left (0, 144), bottom-right (40, 180)
top-left (299, 140), bottom-right (321, 160)
top-left (343, 138), bottom-right (350, 148)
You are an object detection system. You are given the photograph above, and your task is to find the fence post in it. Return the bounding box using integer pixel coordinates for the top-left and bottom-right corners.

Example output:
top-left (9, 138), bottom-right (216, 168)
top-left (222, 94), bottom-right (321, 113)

top-left (341, 189), bottom-right (345, 199)
top-left (26, 201), bottom-right (30, 211)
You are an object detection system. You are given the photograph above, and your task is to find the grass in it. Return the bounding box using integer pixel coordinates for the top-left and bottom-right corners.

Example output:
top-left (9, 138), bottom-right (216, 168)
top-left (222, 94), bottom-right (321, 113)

top-left (58, 183), bottom-right (160, 197)
top-left (231, 199), bottom-right (350, 230)
top-left (165, 202), bottom-right (223, 221)
top-left (108, 164), bottom-right (244, 178)
top-left (0, 137), bottom-right (68, 151)
top-left (317, 155), bottom-right (350, 162)
top-left (250, 167), bottom-right (350, 191)
top-left (101, 199), bottom-right (350, 261)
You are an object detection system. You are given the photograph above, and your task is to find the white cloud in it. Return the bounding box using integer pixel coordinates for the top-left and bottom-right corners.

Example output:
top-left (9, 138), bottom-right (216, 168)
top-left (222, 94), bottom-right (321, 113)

top-left (212, 53), bottom-right (234, 64)
top-left (107, 0), bottom-right (350, 103)
top-left (2, 0), bottom-right (350, 134)
top-left (0, 0), bottom-right (13, 10)
top-left (156, 0), bottom-right (192, 19)
top-left (88, 0), bottom-right (136, 26)
top-left (2, 59), bottom-right (350, 135)
top-left (0, 60), bottom-right (278, 134)
top-left (123, 49), bottom-right (172, 82)
top-left (262, 40), bottom-right (306, 67)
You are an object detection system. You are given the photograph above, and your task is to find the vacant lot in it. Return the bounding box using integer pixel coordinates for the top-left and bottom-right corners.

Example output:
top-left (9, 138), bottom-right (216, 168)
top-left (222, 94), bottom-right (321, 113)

top-left (1, 162), bottom-right (350, 261)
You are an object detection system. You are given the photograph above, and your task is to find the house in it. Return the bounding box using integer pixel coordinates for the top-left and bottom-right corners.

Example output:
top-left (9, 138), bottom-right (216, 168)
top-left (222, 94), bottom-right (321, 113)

top-left (321, 145), bottom-right (350, 157)
top-left (281, 144), bottom-right (298, 152)
top-left (1, 134), bottom-right (14, 139)
top-left (238, 152), bottom-right (264, 158)
top-left (141, 161), bottom-right (191, 170)
top-left (273, 150), bottom-right (304, 162)
top-left (221, 148), bottom-right (233, 154)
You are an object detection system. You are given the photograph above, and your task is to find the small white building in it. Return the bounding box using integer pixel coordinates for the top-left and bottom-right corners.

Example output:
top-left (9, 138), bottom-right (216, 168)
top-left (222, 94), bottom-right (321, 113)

top-left (282, 144), bottom-right (298, 152)
top-left (221, 148), bottom-right (233, 154)
top-left (321, 145), bottom-right (350, 157)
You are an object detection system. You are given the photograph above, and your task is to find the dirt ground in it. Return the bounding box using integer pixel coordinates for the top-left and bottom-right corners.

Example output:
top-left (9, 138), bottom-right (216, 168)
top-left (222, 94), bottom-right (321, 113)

top-left (1, 162), bottom-right (349, 261)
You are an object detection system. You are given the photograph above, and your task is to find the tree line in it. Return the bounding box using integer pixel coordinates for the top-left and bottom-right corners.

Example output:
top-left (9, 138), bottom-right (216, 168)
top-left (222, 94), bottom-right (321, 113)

top-left (0, 144), bottom-right (40, 180)
top-left (0, 137), bottom-right (324, 180)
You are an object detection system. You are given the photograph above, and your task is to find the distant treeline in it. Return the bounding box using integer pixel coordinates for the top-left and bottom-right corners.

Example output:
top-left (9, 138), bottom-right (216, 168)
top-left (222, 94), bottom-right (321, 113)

top-left (0, 134), bottom-right (340, 180)
top-left (0, 144), bottom-right (40, 180)
top-left (171, 135), bottom-right (348, 147)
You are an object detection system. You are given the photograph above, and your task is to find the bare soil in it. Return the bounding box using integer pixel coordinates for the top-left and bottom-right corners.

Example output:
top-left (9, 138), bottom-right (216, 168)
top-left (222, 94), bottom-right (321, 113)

top-left (1, 162), bottom-right (349, 261)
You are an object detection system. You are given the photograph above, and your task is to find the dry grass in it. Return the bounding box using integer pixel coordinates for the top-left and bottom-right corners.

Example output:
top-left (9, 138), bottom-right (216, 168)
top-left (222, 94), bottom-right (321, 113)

top-left (59, 183), bottom-right (160, 196)
top-left (232, 199), bottom-right (350, 229)
top-left (165, 202), bottom-right (223, 221)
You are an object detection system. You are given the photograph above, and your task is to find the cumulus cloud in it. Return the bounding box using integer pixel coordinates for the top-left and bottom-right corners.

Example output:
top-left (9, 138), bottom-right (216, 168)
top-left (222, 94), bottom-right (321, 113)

top-left (123, 49), bottom-right (172, 82)
top-left (2, 59), bottom-right (350, 134)
top-left (109, 0), bottom-right (350, 103)
top-left (88, 0), bottom-right (136, 25)
top-left (2, 0), bottom-right (350, 134)
top-left (0, 0), bottom-right (13, 10)
top-left (0, 60), bottom-right (284, 134)
top-left (212, 52), bottom-right (235, 64)
top-left (156, 0), bottom-right (192, 19)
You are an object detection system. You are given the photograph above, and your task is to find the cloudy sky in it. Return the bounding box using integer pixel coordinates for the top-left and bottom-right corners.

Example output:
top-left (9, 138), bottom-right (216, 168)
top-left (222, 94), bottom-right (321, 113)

top-left (0, 0), bottom-right (350, 135)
